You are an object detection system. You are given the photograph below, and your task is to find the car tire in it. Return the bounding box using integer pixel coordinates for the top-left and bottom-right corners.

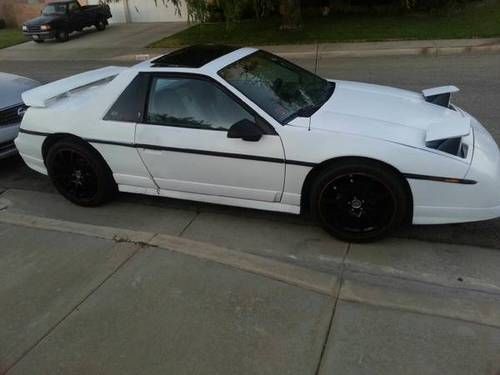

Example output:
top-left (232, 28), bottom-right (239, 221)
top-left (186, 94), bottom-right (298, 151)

top-left (95, 19), bottom-right (106, 31)
top-left (33, 39), bottom-right (44, 43)
top-left (46, 139), bottom-right (117, 207)
top-left (309, 159), bottom-right (410, 242)
top-left (55, 29), bottom-right (69, 42)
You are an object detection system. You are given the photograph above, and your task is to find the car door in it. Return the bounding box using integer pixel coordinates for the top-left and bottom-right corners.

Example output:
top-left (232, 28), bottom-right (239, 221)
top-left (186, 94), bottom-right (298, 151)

top-left (135, 73), bottom-right (286, 202)
top-left (68, 2), bottom-right (84, 30)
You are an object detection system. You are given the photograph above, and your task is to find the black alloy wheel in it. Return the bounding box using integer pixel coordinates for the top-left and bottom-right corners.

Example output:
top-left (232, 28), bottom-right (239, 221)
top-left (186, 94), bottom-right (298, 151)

top-left (46, 140), bottom-right (116, 206)
top-left (310, 161), bottom-right (410, 242)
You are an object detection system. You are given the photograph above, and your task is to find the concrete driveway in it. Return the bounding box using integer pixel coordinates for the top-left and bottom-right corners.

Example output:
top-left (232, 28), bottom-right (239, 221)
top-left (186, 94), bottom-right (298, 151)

top-left (0, 22), bottom-right (187, 61)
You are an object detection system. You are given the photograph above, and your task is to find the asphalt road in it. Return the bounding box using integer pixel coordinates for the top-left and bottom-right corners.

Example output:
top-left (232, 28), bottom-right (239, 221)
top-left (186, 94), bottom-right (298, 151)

top-left (0, 53), bottom-right (499, 248)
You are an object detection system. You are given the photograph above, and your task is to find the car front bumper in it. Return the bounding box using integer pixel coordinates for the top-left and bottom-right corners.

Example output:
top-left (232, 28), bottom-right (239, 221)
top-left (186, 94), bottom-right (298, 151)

top-left (0, 123), bottom-right (20, 159)
top-left (23, 31), bottom-right (56, 40)
top-left (411, 118), bottom-right (500, 225)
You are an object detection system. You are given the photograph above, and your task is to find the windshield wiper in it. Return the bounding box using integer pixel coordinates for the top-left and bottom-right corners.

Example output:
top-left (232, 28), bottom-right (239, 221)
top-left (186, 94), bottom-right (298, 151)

top-left (282, 82), bottom-right (336, 124)
top-left (296, 104), bottom-right (322, 117)
top-left (282, 104), bottom-right (322, 124)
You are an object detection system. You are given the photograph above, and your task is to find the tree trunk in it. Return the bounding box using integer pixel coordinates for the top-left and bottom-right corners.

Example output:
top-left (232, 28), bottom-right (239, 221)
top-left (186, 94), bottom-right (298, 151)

top-left (279, 0), bottom-right (302, 30)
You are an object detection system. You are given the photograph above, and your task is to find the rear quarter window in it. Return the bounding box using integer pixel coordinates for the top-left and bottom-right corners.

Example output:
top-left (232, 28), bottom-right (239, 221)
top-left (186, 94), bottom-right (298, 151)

top-left (104, 74), bottom-right (149, 123)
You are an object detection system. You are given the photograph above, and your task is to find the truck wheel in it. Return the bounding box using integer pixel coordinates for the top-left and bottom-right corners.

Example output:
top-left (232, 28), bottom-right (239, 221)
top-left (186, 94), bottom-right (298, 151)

top-left (55, 29), bottom-right (69, 42)
top-left (95, 19), bottom-right (106, 31)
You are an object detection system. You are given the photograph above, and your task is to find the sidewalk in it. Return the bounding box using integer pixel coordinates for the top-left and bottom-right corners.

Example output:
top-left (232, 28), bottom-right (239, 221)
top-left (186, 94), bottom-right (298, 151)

top-left (1, 34), bottom-right (500, 61)
top-left (1, 188), bottom-right (500, 374)
top-left (99, 37), bottom-right (500, 62)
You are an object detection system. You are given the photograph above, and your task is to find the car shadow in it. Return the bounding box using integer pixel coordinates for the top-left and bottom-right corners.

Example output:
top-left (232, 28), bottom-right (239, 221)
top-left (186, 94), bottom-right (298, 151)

top-left (0, 154), bottom-right (55, 193)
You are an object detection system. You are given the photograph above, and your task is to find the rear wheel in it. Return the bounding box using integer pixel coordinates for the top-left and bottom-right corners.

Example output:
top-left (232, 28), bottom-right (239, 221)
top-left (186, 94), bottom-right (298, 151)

top-left (310, 160), bottom-right (410, 242)
top-left (95, 19), bottom-right (106, 31)
top-left (46, 140), bottom-right (116, 206)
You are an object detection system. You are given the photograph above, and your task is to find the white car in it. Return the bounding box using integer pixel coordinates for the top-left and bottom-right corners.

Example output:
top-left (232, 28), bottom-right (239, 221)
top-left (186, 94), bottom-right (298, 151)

top-left (15, 45), bottom-right (500, 241)
top-left (0, 73), bottom-right (40, 159)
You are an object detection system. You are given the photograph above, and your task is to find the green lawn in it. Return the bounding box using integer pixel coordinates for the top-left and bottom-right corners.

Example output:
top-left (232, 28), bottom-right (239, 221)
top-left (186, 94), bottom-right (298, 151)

top-left (151, 1), bottom-right (500, 47)
top-left (0, 29), bottom-right (27, 49)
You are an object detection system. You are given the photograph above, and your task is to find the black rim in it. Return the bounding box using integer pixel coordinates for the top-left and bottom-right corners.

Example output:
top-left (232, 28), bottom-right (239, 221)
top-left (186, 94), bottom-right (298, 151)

top-left (318, 173), bottom-right (397, 234)
top-left (51, 148), bottom-right (98, 201)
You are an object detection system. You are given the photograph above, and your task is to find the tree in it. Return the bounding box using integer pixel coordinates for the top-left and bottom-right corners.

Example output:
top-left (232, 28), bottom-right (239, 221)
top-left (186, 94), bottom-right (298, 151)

top-left (106, 0), bottom-right (302, 30)
top-left (279, 0), bottom-right (302, 30)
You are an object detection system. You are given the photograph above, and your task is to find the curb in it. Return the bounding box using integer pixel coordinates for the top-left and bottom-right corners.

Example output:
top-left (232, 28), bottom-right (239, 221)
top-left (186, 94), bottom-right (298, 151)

top-left (1, 38), bottom-right (499, 62)
top-left (0, 211), bottom-right (339, 297)
top-left (110, 42), bottom-right (500, 62)
top-left (3, 209), bottom-right (500, 329)
top-left (341, 273), bottom-right (500, 329)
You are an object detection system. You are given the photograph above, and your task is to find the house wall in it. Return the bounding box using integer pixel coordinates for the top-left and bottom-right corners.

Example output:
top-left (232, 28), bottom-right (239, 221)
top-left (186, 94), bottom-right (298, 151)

top-left (87, 0), bottom-right (187, 23)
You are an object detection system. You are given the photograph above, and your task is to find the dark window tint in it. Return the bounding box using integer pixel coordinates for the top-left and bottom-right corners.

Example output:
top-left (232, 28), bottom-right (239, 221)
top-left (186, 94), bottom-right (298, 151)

top-left (152, 45), bottom-right (238, 68)
top-left (146, 77), bottom-right (254, 131)
top-left (219, 51), bottom-right (334, 123)
top-left (104, 74), bottom-right (149, 123)
top-left (42, 3), bottom-right (67, 15)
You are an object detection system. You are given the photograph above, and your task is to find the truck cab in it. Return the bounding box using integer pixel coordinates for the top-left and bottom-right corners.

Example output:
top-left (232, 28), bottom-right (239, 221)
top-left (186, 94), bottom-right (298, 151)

top-left (22, 0), bottom-right (112, 43)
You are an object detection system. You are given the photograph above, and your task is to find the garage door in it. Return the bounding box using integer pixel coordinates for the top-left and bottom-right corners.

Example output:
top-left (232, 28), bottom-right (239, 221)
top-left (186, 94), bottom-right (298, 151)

top-left (87, 0), bottom-right (187, 23)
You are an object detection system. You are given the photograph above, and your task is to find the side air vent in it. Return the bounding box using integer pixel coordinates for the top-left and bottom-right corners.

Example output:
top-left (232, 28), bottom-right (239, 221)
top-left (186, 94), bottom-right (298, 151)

top-left (426, 137), bottom-right (468, 158)
top-left (422, 86), bottom-right (459, 109)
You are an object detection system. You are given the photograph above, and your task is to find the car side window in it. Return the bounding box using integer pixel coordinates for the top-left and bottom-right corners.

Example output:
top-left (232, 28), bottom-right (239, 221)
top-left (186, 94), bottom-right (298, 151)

top-left (146, 76), bottom-right (254, 131)
top-left (104, 74), bottom-right (149, 123)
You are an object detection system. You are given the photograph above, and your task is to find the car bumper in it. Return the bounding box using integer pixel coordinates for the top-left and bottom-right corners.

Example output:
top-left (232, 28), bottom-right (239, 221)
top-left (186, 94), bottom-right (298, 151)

top-left (23, 31), bottom-right (56, 40)
top-left (0, 123), bottom-right (20, 159)
top-left (412, 119), bottom-right (500, 225)
top-left (15, 129), bottom-right (48, 174)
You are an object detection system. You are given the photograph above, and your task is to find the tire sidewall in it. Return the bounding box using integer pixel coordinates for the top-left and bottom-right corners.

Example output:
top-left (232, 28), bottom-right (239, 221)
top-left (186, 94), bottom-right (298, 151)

top-left (56, 29), bottom-right (69, 42)
top-left (96, 19), bottom-right (106, 31)
top-left (310, 161), bottom-right (410, 242)
top-left (46, 140), bottom-right (116, 206)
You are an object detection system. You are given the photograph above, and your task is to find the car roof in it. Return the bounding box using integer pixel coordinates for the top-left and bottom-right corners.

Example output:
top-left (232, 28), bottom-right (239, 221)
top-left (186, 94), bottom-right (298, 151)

top-left (151, 45), bottom-right (241, 69)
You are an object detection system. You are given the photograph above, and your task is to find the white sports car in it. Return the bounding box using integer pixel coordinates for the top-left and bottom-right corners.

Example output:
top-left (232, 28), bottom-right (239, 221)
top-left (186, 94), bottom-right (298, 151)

top-left (15, 45), bottom-right (500, 241)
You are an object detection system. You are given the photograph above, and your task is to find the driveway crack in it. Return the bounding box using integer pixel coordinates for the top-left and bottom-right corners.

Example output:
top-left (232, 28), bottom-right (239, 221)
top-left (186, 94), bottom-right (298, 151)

top-left (314, 242), bottom-right (351, 375)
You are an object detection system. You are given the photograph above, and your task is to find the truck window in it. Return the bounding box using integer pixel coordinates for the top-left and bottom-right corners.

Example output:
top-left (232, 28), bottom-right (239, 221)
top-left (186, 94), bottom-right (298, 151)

top-left (42, 3), bottom-right (68, 15)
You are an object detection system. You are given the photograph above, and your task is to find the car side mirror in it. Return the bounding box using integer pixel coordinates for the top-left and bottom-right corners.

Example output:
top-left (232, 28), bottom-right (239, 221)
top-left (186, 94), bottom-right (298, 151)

top-left (227, 119), bottom-right (263, 142)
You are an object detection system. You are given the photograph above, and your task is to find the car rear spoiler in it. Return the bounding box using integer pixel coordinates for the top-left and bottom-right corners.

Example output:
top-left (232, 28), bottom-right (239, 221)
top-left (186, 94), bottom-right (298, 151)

top-left (22, 66), bottom-right (127, 108)
top-left (422, 86), bottom-right (459, 108)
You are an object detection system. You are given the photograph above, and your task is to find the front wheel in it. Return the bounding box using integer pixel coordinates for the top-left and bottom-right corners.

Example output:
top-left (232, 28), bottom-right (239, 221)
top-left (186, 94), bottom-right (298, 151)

top-left (46, 140), bottom-right (117, 206)
top-left (55, 29), bottom-right (69, 42)
top-left (310, 160), bottom-right (411, 242)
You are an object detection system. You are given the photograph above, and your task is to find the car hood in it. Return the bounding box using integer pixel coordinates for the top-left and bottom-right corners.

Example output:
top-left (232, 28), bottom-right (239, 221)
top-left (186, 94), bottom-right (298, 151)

top-left (24, 15), bottom-right (60, 27)
top-left (0, 73), bottom-right (40, 108)
top-left (310, 80), bottom-right (471, 149)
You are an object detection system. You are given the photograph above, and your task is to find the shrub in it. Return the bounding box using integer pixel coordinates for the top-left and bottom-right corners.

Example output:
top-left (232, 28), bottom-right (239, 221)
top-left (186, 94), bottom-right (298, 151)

top-left (0, 19), bottom-right (6, 29)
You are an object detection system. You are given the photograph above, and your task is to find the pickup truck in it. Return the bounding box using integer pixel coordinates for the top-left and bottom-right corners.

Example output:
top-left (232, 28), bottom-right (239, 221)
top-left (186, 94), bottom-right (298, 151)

top-left (22, 0), bottom-right (112, 43)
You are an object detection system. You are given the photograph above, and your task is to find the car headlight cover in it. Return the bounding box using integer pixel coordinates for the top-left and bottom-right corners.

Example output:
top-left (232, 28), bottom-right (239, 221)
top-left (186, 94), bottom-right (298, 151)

top-left (40, 24), bottom-right (51, 31)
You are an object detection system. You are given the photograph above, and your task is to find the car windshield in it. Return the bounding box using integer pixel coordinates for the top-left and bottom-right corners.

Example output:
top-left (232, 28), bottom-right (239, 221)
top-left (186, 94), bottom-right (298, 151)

top-left (42, 3), bottom-right (67, 15)
top-left (219, 51), bottom-right (334, 123)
